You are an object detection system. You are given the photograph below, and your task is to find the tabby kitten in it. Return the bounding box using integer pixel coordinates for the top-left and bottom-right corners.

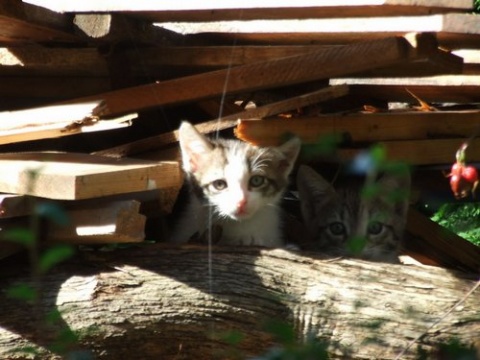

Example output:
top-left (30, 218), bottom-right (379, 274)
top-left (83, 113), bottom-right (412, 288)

top-left (170, 121), bottom-right (301, 247)
top-left (296, 165), bottom-right (410, 262)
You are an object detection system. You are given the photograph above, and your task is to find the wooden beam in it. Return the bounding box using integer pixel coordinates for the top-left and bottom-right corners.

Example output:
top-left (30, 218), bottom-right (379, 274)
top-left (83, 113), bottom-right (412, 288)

top-left (94, 85), bottom-right (349, 158)
top-left (236, 111), bottom-right (480, 146)
top-left (49, 200), bottom-right (146, 244)
top-left (71, 36), bottom-right (431, 117)
top-left (0, 1), bottom-right (79, 44)
top-left (405, 207), bottom-right (480, 273)
top-left (0, 152), bottom-right (181, 200)
top-left (24, 0), bottom-right (472, 19)
top-left (0, 77), bottom-right (112, 99)
top-left (71, 13), bottom-right (179, 44)
top-left (0, 46), bottom-right (109, 76)
top-left (331, 76), bottom-right (480, 103)
top-left (158, 14), bottom-right (480, 49)
top-left (134, 44), bottom-right (462, 77)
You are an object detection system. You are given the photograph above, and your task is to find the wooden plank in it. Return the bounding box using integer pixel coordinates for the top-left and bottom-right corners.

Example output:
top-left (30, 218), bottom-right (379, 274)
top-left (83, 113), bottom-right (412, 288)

top-left (0, 194), bottom-right (30, 218)
top-left (0, 76), bottom-right (112, 99)
top-left (159, 14), bottom-right (480, 49)
top-left (331, 75), bottom-right (480, 103)
top-left (94, 85), bottom-right (350, 158)
top-left (0, 200), bottom-right (146, 246)
top-left (71, 13), bottom-right (180, 44)
top-left (49, 200), bottom-right (146, 244)
top-left (71, 36), bottom-right (430, 117)
top-left (0, 46), bottom-right (109, 76)
top-left (134, 44), bottom-right (462, 77)
top-left (236, 111), bottom-right (480, 146)
top-left (405, 207), bottom-right (480, 273)
top-left (24, 0), bottom-right (472, 19)
top-left (347, 84), bottom-right (480, 104)
top-left (0, 152), bottom-right (181, 200)
top-left (0, 103), bottom-right (136, 145)
top-left (0, 1), bottom-right (79, 44)
top-left (0, 185), bottom-right (182, 220)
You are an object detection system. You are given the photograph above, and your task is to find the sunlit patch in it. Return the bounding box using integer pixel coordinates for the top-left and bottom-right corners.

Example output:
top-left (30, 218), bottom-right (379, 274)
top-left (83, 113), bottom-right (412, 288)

top-left (0, 48), bottom-right (24, 66)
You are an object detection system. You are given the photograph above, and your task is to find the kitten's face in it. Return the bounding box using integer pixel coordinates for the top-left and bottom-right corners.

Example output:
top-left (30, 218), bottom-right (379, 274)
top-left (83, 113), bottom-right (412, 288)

top-left (297, 165), bottom-right (410, 262)
top-left (179, 122), bottom-right (300, 221)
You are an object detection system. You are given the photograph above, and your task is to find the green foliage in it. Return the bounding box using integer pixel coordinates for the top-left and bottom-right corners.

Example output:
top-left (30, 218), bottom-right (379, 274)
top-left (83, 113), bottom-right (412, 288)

top-left (347, 235), bottom-right (367, 255)
top-left (431, 203), bottom-right (480, 246)
top-left (301, 133), bottom-right (343, 159)
top-left (36, 202), bottom-right (70, 226)
top-left (6, 283), bottom-right (37, 302)
top-left (252, 326), bottom-right (330, 360)
top-left (3, 228), bottom-right (36, 247)
top-left (475, 0), bottom-right (480, 13)
top-left (39, 245), bottom-right (75, 274)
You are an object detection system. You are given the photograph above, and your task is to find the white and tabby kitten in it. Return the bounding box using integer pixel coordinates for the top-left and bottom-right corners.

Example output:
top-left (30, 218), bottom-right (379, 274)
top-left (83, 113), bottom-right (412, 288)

top-left (170, 121), bottom-right (301, 247)
top-left (297, 165), bottom-right (410, 262)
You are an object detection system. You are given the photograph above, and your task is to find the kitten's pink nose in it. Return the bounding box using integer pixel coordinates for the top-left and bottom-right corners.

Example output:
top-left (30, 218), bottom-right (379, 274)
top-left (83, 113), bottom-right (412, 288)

top-left (236, 197), bottom-right (247, 215)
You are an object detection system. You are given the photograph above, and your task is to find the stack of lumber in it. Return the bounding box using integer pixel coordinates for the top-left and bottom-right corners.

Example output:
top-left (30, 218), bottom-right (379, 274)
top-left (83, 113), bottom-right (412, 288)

top-left (0, 0), bottom-right (479, 271)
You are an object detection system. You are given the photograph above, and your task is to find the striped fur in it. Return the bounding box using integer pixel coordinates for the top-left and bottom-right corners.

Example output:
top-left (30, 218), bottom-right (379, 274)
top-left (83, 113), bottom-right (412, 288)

top-left (297, 165), bottom-right (410, 262)
top-left (170, 121), bottom-right (301, 247)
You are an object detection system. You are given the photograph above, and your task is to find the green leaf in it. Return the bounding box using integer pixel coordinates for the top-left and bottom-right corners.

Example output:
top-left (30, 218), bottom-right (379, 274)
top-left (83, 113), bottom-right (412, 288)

top-left (369, 144), bottom-right (386, 167)
top-left (301, 133), bottom-right (343, 159)
top-left (6, 283), bottom-right (37, 302)
top-left (39, 245), bottom-right (75, 273)
top-left (219, 330), bottom-right (244, 346)
top-left (360, 183), bottom-right (380, 199)
top-left (263, 320), bottom-right (296, 346)
top-left (347, 236), bottom-right (366, 255)
top-left (2, 228), bottom-right (35, 247)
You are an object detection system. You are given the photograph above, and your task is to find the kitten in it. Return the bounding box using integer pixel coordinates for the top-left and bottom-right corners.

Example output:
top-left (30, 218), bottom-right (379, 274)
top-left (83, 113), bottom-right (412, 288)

top-left (296, 165), bottom-right (410, 262)
top-left (170, 121), bottom-right (301, 247)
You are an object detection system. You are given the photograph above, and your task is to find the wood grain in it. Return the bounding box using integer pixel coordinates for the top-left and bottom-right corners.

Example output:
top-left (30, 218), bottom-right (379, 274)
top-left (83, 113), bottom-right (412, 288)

top-left (71, 36), bottom-right (416, 117)
top-left (236, 111), bottom-right (480, 145)
top-left (0, 152), bottom-right (181, 200)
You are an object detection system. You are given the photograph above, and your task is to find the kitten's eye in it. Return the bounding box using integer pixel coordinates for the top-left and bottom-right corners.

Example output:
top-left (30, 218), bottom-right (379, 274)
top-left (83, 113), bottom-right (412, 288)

top-left (249, 175), bottom-right (265, 188)
top-left (368, 221), bottom-right (384, 235)
top-left (211, 179), bottom-right (227, 191)
top-left (328, 222), bottom-right (346, 236)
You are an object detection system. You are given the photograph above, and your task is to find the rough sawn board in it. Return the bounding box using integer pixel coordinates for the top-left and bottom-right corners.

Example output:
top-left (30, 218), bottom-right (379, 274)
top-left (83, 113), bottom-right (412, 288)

top-left (0, 152), bottom-right (181, 200)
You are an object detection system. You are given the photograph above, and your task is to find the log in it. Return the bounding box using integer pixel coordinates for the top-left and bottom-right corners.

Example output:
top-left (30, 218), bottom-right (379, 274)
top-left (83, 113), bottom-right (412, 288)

top-left (0, 245), bottom-right (478, 359)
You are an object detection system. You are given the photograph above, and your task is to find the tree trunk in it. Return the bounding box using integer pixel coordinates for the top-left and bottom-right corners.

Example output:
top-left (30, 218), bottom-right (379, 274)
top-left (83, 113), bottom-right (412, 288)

top-left (0, 244), bottom-right (478, 359)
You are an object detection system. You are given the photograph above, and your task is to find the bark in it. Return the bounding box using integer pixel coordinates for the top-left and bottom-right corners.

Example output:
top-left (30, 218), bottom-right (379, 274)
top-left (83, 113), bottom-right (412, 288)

top-left (0, 244), bottom-right (478, 359)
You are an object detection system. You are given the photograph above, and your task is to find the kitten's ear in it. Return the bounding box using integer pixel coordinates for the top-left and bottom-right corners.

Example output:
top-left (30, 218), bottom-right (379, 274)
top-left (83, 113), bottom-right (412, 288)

top-left (296, 165), bottom-right (336, 223)
top-left (178, 121), bottom-right (214, 173)
top-left (277, 137), bottom-right (301, 174)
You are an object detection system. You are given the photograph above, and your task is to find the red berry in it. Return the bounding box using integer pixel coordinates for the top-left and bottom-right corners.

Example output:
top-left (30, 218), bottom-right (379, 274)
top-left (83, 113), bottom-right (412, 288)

top-left (462, 166), bottom-right (478, 183)
top-left (451, 162), bottom-right (463, 175)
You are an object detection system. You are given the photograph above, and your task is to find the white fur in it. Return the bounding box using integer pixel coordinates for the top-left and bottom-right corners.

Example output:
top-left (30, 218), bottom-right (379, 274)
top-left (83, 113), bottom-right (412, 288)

top-left (170, 194), bottom-right (283, 247)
